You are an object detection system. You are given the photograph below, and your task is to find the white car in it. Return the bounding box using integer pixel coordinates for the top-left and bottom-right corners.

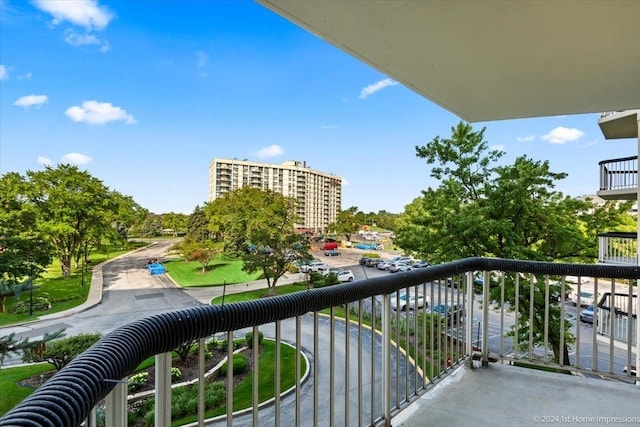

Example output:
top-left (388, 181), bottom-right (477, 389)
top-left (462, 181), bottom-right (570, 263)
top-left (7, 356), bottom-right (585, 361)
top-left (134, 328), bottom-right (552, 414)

top-left (572, 291), bottom-right (598, 307)
top-left (322, 267), bottom-right (344, 277)
top-left (390, 292), bottom-right (428, 311)
top-left (314, 264), bottom-right (331, 274)
top-left (300, 261), bottom-right (324, 273)
top-left (336, 270), bottom-right (355, 282)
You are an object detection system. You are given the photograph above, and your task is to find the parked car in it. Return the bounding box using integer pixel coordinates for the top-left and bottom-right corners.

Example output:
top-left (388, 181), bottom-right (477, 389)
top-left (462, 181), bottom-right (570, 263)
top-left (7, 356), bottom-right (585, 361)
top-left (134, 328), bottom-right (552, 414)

top-left (366, 258), bottom-right (383, 267)
top-left (429, 303), bottom-right (465, 325)
top-left (359, 257), bottom-right (372, 265)
top-left (390, 292), bottom-right (427, 311)
top-left (324, 249), bottom-right (341, 256)
top-left (309, 263), bottom-right (329, 273)
top-left (378, 261), bottom-right (392, 270)
top-left (321, 242), bottom-right (339, 250)
top-left (336, 270), bottom-right (355, 282)
top-left (549, 282), bottom-right (572, 302)
top-left (390, 263), bottom-right (413, 273)
top-left (623, 365), bottom-right (637, 376)
top-left (572, 291), bottom-right (597, 307)
top-left (579, 305), bottom-right (594, 323)
top-left (322, 267), bottom-right (344, 277)
top-left (300, 261), bottom-right (325, 273)
top-left (412, 261), bottom-right (430, 269)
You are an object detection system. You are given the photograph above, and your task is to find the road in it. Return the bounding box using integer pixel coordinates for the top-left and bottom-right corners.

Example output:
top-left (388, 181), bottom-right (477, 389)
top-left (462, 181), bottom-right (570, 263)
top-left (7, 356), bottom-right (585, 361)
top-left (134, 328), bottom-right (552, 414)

top-left (1, 242), bottom-right (414, 426)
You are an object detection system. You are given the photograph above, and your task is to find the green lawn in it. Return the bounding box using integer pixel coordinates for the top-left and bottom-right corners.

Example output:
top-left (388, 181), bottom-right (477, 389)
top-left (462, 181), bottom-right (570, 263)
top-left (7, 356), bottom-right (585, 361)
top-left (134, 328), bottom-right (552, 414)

top-left (211, 283), bottom-right (310, 304)
top-left (0, 241), bottom-right (146, 328)
top-left (0, 363), bottom-right (53, 415)
top-left (165, 256), bottom-right (263, 287)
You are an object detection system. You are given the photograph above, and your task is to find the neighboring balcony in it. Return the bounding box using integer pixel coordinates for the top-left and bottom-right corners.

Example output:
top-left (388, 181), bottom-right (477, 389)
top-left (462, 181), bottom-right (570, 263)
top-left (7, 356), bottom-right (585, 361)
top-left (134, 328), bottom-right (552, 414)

top-left (598, 231), bottom-right (638, 266)
top-left (2, 258), bottom-right (639, 426)
top-left (597, 156), bottom-right (638, 200)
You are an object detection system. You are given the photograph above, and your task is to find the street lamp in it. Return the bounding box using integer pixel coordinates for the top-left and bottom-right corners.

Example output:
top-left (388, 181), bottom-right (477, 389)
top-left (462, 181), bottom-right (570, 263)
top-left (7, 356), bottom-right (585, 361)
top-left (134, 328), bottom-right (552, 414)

top-left (81, 242), bottom-right (87, 287)
top-left (28, 258), bottom-right (34, 316)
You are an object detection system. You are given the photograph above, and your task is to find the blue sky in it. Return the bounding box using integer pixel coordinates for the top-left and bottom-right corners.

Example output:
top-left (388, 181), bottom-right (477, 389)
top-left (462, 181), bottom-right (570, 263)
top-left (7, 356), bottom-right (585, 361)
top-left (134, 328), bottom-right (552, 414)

top-left (1, 1), bottom-right (635, 215)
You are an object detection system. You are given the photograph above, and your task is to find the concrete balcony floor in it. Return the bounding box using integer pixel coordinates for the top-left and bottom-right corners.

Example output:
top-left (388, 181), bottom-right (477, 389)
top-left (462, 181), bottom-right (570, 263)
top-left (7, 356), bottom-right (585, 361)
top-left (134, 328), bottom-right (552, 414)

top-left (392, 363), bottom-right (640, 426)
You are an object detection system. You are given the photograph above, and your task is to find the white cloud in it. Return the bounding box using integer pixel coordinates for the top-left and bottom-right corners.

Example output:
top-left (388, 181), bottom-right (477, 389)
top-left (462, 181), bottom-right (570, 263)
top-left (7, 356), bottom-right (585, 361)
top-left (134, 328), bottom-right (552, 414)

top-left (17, 72), bottom-right (33, 80)
top-left (65, 100), bottom-right (136, 125)
top-left (33, 0), bottom-right (113, 31)
top-left (64, 29), bottom-right (99, 46)
top-left (0, 65), bottom-right (7, 80)
top-left (61, 153), bottom-right (92, 165)
top-left (37, 156), bottom-right (52, 167)
top-left (359, 78), bottom-right (399, 99)
top-left (63, 28), bottom-right (110, 51)
top-left (14, 94), bottom-right (48, 108)
top-left (516, 135), bottom-right (535, 142)
top-left (491, 144), bottom-right (505, 152)
top-left (321, 124), bottom-right (338, 130)
top-left (253, 144), bottom-right (284, 158)
top-left (541, 127), bottom-right (585, 144)
top-left (341, 178), bottom-right (351, 186)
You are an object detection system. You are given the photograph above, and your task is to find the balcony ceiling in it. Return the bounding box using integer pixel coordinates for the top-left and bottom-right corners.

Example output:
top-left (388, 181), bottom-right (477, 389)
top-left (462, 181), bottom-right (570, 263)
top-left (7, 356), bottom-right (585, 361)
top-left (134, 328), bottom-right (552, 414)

top-left (257, 0), bottom-right (640, 122)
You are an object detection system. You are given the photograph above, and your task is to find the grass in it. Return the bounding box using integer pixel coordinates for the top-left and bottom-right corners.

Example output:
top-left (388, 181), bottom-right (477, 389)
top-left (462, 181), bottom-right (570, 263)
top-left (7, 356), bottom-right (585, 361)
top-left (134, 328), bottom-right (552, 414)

top-left (164, 256), bottom-right (263, 287)
top-left (181, 339), bottom-right (304, 423)
top-left (0, 241), bottom-right (146, 328)
top-left (211, 283), bottom-right (310, 304)
top-left (0, 363), bottom-right (53, 415)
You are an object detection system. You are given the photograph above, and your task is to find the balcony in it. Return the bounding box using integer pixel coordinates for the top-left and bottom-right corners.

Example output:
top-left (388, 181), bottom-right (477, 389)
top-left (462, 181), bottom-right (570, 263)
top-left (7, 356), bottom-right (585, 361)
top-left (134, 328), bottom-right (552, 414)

top-left (599, 232), bottom-right (637, 266)
top-left (597, 156), bottom-right (638, 200)
top-left (1, 258), bottom-right (639, 426)
top-left (598, 110), bottom-right (640, 140)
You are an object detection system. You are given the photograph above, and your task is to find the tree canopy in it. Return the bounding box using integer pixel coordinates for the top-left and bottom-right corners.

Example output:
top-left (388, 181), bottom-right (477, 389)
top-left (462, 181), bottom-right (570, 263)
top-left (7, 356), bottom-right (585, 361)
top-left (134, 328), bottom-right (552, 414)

top-left (205, 188), bottom-right (309, 295)
top-left (1, 164), bottom-right (143, 278)
top-left (395, 121), bottom-right (632, 363)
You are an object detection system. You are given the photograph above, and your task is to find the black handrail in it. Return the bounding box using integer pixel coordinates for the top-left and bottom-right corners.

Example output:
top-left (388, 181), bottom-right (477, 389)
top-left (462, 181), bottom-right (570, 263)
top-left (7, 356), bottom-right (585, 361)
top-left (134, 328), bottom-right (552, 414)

top-left (2, 257), bottom-right (640, 426)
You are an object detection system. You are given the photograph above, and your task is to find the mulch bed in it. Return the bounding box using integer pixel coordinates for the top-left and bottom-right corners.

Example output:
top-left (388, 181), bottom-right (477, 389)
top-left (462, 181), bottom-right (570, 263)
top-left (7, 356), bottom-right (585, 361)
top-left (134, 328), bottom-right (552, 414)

top-left (20, 347), bottom-right (257, 393)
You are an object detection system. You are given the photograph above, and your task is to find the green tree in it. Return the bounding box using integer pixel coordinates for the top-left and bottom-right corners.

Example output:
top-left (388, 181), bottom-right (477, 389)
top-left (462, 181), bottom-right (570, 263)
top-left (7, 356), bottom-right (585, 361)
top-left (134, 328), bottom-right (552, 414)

top-left (187, 205), bottom-right (211, 242)
top-left (206, 188), bottom-right (309, 296)
top-left (0, 172), bottom-right (54, 283)
top-left (26, 332), bottom-right (101, 371)
top-left (396, 121), bottom-right (630, 364)
top-left (1, 329), bottom-right (65, 367)
top-left (328, 207), bottom-right (361, 242)
top-left (182, 237), bottom-right (221, 273)
top-left (163, 212), bottom-right (189, 236)
top-left (13, 165), bottom-right (131, 278)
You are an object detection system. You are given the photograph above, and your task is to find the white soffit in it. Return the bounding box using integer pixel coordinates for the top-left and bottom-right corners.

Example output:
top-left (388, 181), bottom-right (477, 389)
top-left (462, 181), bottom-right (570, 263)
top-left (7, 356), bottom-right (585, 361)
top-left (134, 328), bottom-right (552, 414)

top-left (257, 0), bottom-right (640, 123)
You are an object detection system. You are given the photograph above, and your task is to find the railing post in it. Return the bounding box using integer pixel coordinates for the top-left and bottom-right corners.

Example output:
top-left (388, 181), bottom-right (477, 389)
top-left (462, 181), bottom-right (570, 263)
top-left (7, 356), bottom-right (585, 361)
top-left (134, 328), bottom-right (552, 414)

top-left (465, 271), bottom-right (474, 367)
top-left (382, 293), bottom-right (392, 426)
top-left (86, 406), bottom-right (97, 427)
top-left (482, 270), bottom-right (490, 367)
top-left (198, 337), bottom-right (205, 427)
top-left (155, 351), bottom-right (172, 426)
top-left (104, 381), bottom-right (127, 427)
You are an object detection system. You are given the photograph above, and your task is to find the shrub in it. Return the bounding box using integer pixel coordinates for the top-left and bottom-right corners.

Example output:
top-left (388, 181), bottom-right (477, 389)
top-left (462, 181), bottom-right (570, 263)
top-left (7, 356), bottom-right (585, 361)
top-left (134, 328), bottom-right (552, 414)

top-left (171, 367), bottom-right (182, 381)
top-left (12, 296), bottom-right (51, 314)
top-left (26, 332), bottom-right (101, 371)
top-left (206, 339), bottom-right (219, 351)
top-left (220, 353), bottom-right (248, 376)
top-left (245, 330), bottom-right (264, 348)
top-left (128, 372), bottom-right (149, 393)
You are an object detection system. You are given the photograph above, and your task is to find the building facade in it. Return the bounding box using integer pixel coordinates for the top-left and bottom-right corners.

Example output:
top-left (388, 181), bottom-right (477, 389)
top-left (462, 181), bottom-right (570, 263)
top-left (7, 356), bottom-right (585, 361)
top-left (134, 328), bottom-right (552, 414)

top-left (208, 158), bottom-right (342, 232)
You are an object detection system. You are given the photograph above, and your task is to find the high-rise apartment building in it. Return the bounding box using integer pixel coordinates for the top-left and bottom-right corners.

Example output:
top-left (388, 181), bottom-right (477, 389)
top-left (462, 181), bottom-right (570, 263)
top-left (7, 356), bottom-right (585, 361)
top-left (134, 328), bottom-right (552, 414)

top-left (208, 158), bottom-right (342, 232)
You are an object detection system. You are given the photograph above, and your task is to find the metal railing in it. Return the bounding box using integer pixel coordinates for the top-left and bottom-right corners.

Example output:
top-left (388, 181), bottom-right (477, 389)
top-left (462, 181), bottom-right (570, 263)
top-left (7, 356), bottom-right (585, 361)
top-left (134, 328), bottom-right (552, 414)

top-left (599, 156), bottom-right (638, 192)
top-left (598, 232), bottom-right (638, 265)
top-left (1, 258), bottom-right (639, 427)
